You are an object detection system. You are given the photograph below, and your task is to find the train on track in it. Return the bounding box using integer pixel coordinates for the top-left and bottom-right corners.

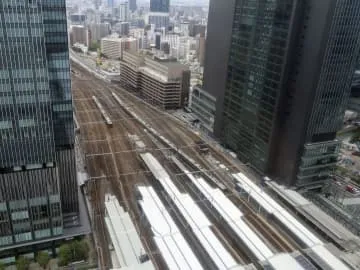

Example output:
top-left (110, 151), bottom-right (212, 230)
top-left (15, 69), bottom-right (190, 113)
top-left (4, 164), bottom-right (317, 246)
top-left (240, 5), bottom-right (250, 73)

top-left (92, 95), bottom-right (113, 127)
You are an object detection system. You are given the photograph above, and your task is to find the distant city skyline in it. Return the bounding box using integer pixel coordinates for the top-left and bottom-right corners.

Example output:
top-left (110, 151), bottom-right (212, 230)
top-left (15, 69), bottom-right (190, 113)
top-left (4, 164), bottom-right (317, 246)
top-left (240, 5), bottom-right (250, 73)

top-left (137, 0), bottom-right (209, 6)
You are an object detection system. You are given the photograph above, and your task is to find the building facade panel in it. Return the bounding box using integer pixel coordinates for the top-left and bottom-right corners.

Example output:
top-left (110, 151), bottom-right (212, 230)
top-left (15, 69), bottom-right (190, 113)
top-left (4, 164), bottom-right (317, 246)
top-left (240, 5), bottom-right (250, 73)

top-left (207, 0), bottom-right (360, 187)
top-left (203, 0), bottom-right (236, 136)
top-left (0, 0), bottom-right (79, 250)
top-left (119, 51), bottom-right (189, 109)
top-left (221, 0), bottom-right (298, 172)
top-left (150, 0), bottom-right (169, 13)
top-left (0, 0), bottom-right (55, 167)
top-left (296, 0), bottom-right (360, 186)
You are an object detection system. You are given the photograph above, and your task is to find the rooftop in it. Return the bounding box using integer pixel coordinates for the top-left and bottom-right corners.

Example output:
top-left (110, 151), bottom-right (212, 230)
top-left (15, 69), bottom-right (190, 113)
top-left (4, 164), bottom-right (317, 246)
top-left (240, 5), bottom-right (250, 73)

top-left (105, 194), bottom-right (155, 269)
top-left (267, 181), bottom-right (360, 252)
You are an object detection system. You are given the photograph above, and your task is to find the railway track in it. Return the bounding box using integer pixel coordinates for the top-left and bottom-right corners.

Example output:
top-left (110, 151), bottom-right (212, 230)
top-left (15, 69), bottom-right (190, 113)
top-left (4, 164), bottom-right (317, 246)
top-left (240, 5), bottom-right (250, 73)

top-left (73, 69), bottom-right (168, 269)
top-left (71, 62), bottom-right (300, 267)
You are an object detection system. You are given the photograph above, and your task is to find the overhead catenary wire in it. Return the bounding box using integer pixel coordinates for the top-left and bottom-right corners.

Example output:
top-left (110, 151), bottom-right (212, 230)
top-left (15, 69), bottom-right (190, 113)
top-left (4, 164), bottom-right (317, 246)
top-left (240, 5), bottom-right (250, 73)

top-left (72, 62), bottom-right (297, 266)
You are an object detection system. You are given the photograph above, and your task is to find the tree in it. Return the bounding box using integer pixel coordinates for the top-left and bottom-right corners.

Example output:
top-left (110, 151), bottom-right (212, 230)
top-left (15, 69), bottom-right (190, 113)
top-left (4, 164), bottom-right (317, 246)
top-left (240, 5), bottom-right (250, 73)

top-left (58, 244), bottom-right (72, 266)
top-left (16, 256), bottom-right (30, 270)
top-left (59, 240), bottom-right (89, 266)
top-left (36, 251), bottom-right (50, 269)
top-left (71, 240), bottom-right (89, 261)
top-left (89, 41), bottom-right (100, 52)
top-left (0, 261), bottom-right (5, 270)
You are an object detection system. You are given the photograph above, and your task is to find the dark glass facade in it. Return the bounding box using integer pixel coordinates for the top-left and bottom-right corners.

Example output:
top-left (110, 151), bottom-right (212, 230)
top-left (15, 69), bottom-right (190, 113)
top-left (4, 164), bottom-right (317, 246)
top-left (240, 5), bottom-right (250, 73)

top-left (222, 0), bottom-right (297, 171)
top-left (0, 0), bottom-right (78, 248)
top-left (206, 0), bottom-right (360, 187)
top-left (278, 0), bottom-right (360, 186)
top-left (150, 0), bottom-right (169, 13)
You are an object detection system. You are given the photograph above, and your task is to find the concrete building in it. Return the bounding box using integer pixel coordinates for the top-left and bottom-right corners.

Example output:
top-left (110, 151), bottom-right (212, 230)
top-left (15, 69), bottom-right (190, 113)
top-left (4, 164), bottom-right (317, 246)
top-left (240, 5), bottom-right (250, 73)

top-left (204, 0), bottom-right (360, 187)
top-left (71, 25), bottom-right (89, 47)
top-left (101, 37), bottom-right (138, 59)
top-left (0, 0), bottom-right (86, 257)
top-left (161, 42), bottom-right (170, 55)
top-left (163, 34), bottom-right (180, 57)
top-left (191, 86), bottom-right (216, 134)
top-left (189, 23), bottom-right (206, 37)
top-left (148, 13), bottom-right (170, 29)
top-left (70, 14), bottom-right (86, 25)
top-left (198, 35), bottom-right (205, 67)
top-left (119, 22), bottom-right (130, 36)
top-left (89, 23), bottom-right (110, 43)
top-left (130, 28), bottom-right (147, 49)
top-left (120, 51), bottom-right (190, 109)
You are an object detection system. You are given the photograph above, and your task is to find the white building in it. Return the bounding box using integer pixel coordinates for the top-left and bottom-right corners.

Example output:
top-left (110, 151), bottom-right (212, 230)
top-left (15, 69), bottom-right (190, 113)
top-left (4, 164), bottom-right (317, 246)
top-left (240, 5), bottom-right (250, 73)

top-left (130, 28), bottom-right (148, 49)
top-left (101, 36), bottom-right (138, 59)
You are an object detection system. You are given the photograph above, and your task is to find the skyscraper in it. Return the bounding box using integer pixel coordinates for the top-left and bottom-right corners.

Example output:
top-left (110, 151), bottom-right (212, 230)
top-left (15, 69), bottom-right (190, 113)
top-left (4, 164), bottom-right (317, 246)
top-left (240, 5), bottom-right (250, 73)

top-left (148, 0), bottom-right (170, 29)
top-left (0, 0), bottom-right (79, 252)
top-left (150, 0), bottom-right (169, 13)
top-left (204, 0), bottom-right (360, 187)
top-left (129, 0), bottom-right (137, 12)
top-left (119, 1), bottom-right (129, 21)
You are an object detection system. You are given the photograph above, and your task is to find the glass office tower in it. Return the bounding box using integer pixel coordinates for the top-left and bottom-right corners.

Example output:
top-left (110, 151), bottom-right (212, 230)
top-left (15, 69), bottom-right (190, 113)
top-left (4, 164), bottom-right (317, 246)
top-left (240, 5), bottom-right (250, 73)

top-left (222, 0), bottom-right (298, 172)
top-left (0, 0), bottom-right (78, 248)
top-left (274, 0), bottom-right (360, 186)
top-left (150, 0), bottom-right (169, 13)
top-left (205, 0), bottom-right (360, 187)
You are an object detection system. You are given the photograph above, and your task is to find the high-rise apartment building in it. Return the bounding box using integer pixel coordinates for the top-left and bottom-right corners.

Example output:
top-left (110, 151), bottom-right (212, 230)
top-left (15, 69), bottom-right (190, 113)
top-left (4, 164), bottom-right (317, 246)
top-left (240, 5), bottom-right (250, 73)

top-left (0, 0), bottom-right (80, 253)
top-left (204, 0), bottom-right (360, 187)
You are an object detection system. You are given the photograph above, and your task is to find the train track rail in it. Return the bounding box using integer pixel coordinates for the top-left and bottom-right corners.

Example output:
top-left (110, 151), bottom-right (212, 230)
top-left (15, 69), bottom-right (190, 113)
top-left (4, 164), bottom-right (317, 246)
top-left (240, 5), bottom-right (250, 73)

top-left (71, 62), bottom-right (301, 268)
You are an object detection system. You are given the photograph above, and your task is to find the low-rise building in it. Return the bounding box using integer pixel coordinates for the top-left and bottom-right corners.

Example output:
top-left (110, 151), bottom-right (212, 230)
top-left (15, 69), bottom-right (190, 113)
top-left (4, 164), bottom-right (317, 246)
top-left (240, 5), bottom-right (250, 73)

top-left (89, 23), bottom-right (110, 43)
top-left (70, 25), bottom-right (89, 47)
top-left (191, 86), bottom-right (216, 134)
top-left (101, 36), bottom-right (138, 59)
top-left (120, 51), bottom-right (190, 109)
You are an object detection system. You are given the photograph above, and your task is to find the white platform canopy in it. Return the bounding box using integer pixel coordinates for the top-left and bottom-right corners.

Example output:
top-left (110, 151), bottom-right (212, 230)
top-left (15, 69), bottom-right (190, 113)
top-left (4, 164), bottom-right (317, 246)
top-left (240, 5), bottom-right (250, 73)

top-left (138, 186), bottom-right (204, 270)
top-left (105, 195), bottom-right (155, 270)
top-left (140, 153), bottom-right (241, 269)
top-left (233, 173), bottom-right (350, 270)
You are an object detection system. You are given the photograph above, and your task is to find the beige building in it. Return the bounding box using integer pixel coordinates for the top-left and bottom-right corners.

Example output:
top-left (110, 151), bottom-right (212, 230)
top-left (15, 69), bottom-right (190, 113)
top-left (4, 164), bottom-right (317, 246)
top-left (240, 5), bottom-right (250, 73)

top-left (89, 23), bottom-right (110, 43)
top-left (120, 51), bottom-right (190, 109)
top-left (100, 37), bottom-right (138, 59)
top-left (198, 36), bottom-right (206, 67)
top-left (71, 25), bottom-right (89, 47)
